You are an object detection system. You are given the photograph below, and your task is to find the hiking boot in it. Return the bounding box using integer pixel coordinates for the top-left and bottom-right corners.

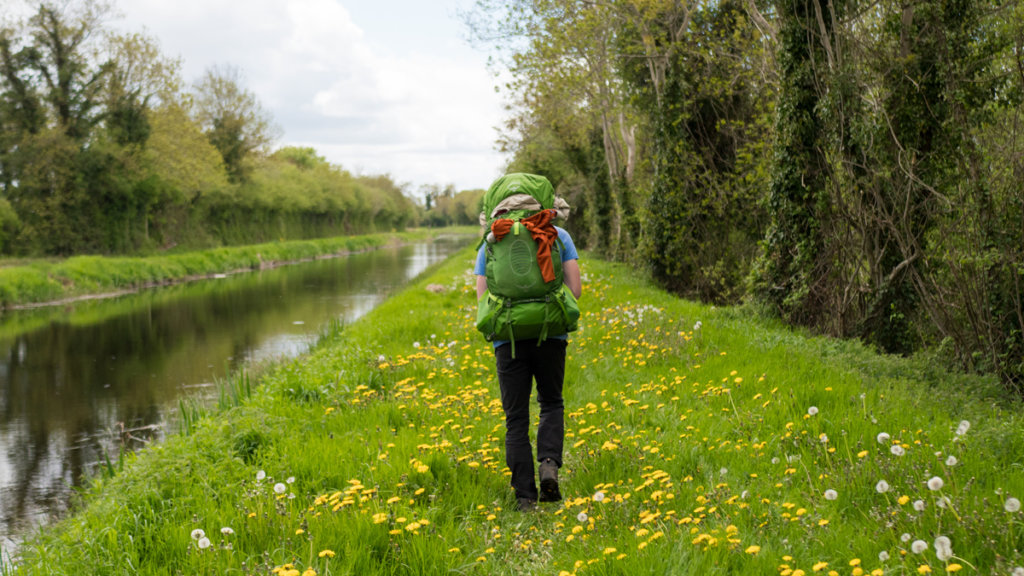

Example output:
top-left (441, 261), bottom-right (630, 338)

top-left (538, 459), bottom-right (562, 502)
top-left (516, 497), bottom-right (537, 512)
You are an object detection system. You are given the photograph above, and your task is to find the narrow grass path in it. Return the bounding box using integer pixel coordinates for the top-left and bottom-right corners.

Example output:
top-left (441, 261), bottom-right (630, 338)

top-left (6, 247), bottom-right (1023, 575)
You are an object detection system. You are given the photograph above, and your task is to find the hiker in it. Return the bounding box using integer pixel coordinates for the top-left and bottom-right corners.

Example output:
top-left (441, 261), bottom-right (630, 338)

top-left (474, 173), bottom-right (582, 511)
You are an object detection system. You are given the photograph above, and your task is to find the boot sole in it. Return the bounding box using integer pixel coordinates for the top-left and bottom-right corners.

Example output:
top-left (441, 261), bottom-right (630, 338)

top-left (539, 478), bottom-right (562, 502)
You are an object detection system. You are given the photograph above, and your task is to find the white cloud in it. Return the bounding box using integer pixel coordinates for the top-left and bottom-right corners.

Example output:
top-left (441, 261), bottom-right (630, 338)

top-left (114, 0), bottom-right (506, 191)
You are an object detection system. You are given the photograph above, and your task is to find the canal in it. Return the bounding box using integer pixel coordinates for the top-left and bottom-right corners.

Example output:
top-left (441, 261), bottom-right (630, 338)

top-left (0, 236), bottom-right (469, 553)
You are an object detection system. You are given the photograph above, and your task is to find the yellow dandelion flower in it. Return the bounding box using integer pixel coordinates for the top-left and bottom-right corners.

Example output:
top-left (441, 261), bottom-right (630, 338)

top-left (793, 571), bottom-right (806, 576)
top-left (302, 570), bottom-right (317, 576)
top-left (946, 565), bottom-right (962, 573)
top-left (850, 559), bottom-right (862, 567)
top-left (857, 450), bottom-right (869, 458)
top-left (818, 519), bottom-right (830, 526)
top-left (603, 547), bottom-right (618, 555)
top-left (318, 549), bottom-right (335, 558)
top-left (813, 561), bottom-right (829, 571)
top-left (853, 568), bottom-right (864, 576)
top-left (898, 495), bottom-right (910, 505)
top-left (745, 545), bottom-right (761, 554)
top-left (872, 570), bottom-right (884, 576)
top-left (918, 566), bottom-right (931, 574)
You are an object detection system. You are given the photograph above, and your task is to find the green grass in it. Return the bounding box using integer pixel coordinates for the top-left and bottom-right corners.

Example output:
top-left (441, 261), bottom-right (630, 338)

top-left (0, 227), bottom-right (475, 307)
top-left (5, 247), bottom-right (1023, 575)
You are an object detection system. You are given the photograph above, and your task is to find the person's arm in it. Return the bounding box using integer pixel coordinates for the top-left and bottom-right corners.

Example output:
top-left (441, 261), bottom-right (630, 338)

top-left (563, 259), bottom-right (582, 299)
top-left (476, 275), bottom-right (488, 300)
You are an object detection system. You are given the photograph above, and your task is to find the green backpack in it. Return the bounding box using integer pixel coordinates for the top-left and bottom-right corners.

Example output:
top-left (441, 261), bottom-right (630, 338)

top-left (475, 173), bottom-right (580, 354)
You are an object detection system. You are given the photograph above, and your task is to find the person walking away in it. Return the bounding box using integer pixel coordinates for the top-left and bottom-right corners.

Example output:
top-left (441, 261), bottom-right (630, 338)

top-left (473, 173), bottom-right (582, 511)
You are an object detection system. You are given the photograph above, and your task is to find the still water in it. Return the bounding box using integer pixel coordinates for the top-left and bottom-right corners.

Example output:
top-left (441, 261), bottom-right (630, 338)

top-left (0, 237), bottom-right (469, 552)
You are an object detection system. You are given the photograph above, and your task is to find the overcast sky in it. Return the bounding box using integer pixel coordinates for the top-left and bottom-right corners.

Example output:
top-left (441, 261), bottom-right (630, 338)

top-left (112, 0), bottom-right (508, 192)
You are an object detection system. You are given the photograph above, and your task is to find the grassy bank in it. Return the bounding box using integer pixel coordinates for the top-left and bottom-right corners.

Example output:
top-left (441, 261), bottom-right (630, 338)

top-left (5, 247), bottom-right (1024, 575)
top-left (0, 227), bottom-right (474, 308)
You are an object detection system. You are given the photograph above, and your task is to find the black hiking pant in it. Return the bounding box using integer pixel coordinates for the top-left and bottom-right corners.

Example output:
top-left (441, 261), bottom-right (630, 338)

top-left (495, 339), bottom-right (567, 501)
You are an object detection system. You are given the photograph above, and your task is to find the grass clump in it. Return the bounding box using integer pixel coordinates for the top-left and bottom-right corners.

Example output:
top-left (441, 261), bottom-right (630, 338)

top-left (6, 247), bottom-right (1024, 575)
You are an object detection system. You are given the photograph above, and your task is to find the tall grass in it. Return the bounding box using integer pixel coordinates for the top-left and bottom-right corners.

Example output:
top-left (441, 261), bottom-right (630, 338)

top-left (9, 247), bottom-right (1024, 575)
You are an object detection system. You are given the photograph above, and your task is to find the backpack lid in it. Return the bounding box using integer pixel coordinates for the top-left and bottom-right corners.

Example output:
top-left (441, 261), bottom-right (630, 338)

top-left (483, 173), bottom-right (554, 219)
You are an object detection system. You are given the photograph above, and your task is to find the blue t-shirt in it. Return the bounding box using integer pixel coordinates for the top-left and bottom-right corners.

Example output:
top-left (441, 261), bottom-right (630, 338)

top-left (475, 226), bottom-right (578, 346)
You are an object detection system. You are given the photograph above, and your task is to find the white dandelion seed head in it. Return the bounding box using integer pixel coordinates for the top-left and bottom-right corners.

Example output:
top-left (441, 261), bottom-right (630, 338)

top-left (740, 490), bottom-right (749, 499)
top-left (720, 467), bottom-right (728, 476)
top-left (913, 499), bottom-right (926, 511)
top-left (593, 491), bottom-right (605, 503)
top-left (808, 406), bottom-right (819, 416)
top-left (577, 511), bottom-right (588, 523)
top-left (378, 354), bottom-right (386, 362)
top-left (771, 457), bottom-right (780, 465)
top-left (927, 476), bottom-right (944, 491)
top-left (824, 489), bottom-right (838, 501)
top-left (220, 527), bottom-right (234, 536)
top-left (879, 551), bottom-right (890, 562)
top-left (197, 537), bottom-right (211, 550)
top-left (946, 455), bottom-right (958, 466)
top-left (934, 536), bottom-right (952, 559)
top-left (694, 321), bottom-right (702, 331)
top-left (288, 492), bottom-right (296, 499)
top-left (190, 528), bottom-right (205, 541)
top-left (890, 445), bottom-right (905, 456)
top-left (936, 495), bottom-right (951, 509)
top-left (876, 480), bottom-right (890, 494)
top-left (256, 470), bottom-right (266, 481)
top-left (274, 482), bottom-right (287, 494)
top-left (413, 341), bottom-right (421, 348)
top-left (877, 432), bottom-right (891, 445)
top-left (1014, 567), bottom-right (1024, 576)
top-left (286, 476), bottom-right (296, 484)
top-left (955, 420), bottom-right (970, 435)
top-left (1006, 497), bottom-right (1022, 513)
top-left (819, 433), bottom-right (829, 444)
top-left (900, 533), bottom-right (911, 543)
top-left (911, 540), bottom-right (928, 554)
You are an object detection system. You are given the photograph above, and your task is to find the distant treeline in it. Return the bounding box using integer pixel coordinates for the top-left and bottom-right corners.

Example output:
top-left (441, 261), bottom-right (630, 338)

top-left (468, 0), bottom-right (1024, 389)
top-left (0, 1), bottom-right (439, 256)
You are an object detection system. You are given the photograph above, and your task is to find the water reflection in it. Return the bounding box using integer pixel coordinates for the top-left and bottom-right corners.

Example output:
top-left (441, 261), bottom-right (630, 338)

top-left (0, 237), bottom-right (467, 552)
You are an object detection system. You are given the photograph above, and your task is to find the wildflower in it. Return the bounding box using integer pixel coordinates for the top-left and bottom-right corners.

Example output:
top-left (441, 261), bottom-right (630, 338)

top-left (819, 433), bottom-right (828, 444)
top-left (918, 566), bottom-right (932, 574)
top-left (876, 480), bottom-right (890, 494)
top-left (808, 406), bottom-right (819, 416)
top-left (1013, 568), bottom-right (1024, 576)
top-left (302, 570), bottom-right (317, 576)
top-left (220, 527), bottom-right (234, 536)
top-left (413, 341), bottom-right (421, 348)
top-left (319, 550), bottom-right (336, 558)
top-left (1006, 497), bottom-right (1022, 513)
top-left (955, 420), bottom-right (969, 436)
top-left (913, 500), bottom-right (926, 511)
top-left (901, 533), bottom-right (911, 542)
top-left (890, 445), bottom-right (905, 456)
top-left (577, 511), bottom-right (589, 522)
top-left (879, 551), bottom-right (890, 562)
top-left (945, 455), bottom-right (957, 466)
top-left (812, 561), bottom-right (828, 571)
top-left (694, 321), bottom-right (702, 331)
top-left (824, 489), bottom-right (838, 501)
top-left (197, 537), bottom-right (211, 550)
top-left (274, 483), bottom-right (287, 494)
top-left (745, 545), bottom-right (760, 554)
top-left (256, 470), bottom-right (266, 481)
top-left (191, 529), bottom-right (206, 541)
top-left (946, 565), bottom-right (962, 573)
top-left (898, 495), bottom-right (910, 505)
top-left (593, 491), bottom-right (605, 502)
top-left (287, 476), bottom-right (296, 484)
top-left (911, 540), bottom-right (928, 554)
top-left (934, 536), bottom-right (953, 562)
top-left (927, 477), bottom-right (944, 491)
top-left (603, 547), bottom-right (617, 555)
top-left (877, 432), bottom-right (891, 445)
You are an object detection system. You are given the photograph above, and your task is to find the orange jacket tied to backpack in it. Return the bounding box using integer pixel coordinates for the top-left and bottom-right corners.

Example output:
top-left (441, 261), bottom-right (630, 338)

top-left (490, 209), bottom-right (558, 283)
